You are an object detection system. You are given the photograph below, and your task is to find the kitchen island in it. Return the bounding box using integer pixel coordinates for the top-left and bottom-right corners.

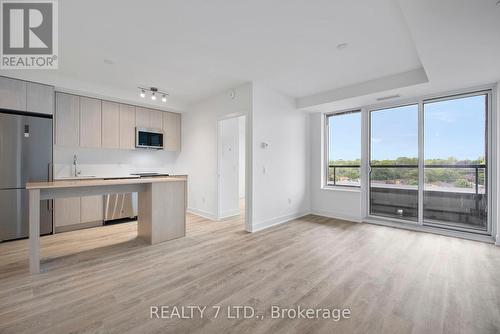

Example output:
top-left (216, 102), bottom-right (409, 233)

top-left (26, 176), bottom-right (187, 274)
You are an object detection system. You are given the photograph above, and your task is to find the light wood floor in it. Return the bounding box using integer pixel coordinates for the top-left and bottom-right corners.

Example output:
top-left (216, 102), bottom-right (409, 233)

top-left (1, 212), bottom-right (500, 334)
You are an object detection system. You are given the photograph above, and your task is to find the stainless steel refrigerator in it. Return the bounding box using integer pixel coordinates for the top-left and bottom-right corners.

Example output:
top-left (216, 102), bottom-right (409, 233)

top-left (0, 111), bottom-right (53, 242)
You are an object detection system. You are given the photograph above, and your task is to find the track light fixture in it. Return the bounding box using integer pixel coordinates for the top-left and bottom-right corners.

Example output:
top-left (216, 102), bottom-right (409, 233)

top-left (138, 86), bottom-right (169, 103)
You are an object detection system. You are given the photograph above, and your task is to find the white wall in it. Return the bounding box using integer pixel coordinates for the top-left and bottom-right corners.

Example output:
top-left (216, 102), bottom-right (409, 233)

top-left (309, 112), bottom-right (362, 222)
top-left (176, 83), bottom-right (252, 220)
top-left (238, 116), bottom-right (246, 199)
top-left (218, 117), bottom-right (240, 218)
top-left (250, 83), bottom-right (310, 231)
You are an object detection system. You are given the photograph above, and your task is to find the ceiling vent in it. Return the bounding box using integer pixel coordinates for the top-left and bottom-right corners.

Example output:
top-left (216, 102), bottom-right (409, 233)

top-left (376, 94), bottom-right (400, 102)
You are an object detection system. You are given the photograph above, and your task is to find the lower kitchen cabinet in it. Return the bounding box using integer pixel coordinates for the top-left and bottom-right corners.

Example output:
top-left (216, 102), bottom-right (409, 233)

top-left (54, 196), bottom-right (103, 233)
top-left (80, 195), bottom-right (104, 223)
top-left (54, 197), bottom-right (81, 231)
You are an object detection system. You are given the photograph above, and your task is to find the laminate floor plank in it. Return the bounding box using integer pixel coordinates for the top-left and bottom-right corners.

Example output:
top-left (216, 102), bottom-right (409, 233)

top-left (0, 212), bottom-right (499, 334)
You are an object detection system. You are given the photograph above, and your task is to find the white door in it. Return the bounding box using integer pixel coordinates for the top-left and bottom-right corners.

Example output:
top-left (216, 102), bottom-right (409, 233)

top-left (218, 117), bottom-right (240, 218)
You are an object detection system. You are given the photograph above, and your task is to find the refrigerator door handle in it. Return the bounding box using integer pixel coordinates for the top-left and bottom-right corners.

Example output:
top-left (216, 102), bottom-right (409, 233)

top-left (47, 163), bottom-right (53, 210)
top-left (48, 162), bottom-right (53, 182)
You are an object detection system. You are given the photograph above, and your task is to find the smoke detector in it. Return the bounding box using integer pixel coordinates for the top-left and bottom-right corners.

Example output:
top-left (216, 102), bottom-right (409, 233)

top-left (336, 43), bottom-right (348, 50)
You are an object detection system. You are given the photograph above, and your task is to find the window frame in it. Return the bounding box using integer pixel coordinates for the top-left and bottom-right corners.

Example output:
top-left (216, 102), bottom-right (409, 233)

top-left (368, 103), bottom-right (420, 222)
top-left (324, 109), bottom-right (362, 189)
top-left (421, 90), bottom-right (491, 233)
top-left (361, 88), bottom-right (494, 238)
top-left (322, 85), bottom-right (497, 240)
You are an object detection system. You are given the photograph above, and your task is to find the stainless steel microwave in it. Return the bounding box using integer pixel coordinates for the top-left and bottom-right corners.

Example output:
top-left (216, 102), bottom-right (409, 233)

top-left (136, 127), bottom-right (164, 149)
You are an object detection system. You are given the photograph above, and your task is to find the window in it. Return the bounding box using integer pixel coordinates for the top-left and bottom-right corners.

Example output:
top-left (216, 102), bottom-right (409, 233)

top-left (325, 110), bottom-right (361, 187)
top-left (369, 104), bottom-right (419, 221)
top-left (365, 91), bottom-right (490, 234)
top-left (322, 88), bottom-right (492, 236)
top-left (423, 93), bottom-right (488, 231)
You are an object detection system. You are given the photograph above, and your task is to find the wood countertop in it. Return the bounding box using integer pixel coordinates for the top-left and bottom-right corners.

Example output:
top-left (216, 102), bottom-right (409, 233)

top-left (26, 176), bottom-right (187, 190)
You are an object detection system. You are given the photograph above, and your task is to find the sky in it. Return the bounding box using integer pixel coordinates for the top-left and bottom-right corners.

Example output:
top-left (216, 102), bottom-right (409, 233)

top-left (329, 94), bottom-right (487, 161)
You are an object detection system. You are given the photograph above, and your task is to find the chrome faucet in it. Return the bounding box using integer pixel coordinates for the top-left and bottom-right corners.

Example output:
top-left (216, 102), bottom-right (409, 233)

top-left (73, 154), bottom-right (80, 177)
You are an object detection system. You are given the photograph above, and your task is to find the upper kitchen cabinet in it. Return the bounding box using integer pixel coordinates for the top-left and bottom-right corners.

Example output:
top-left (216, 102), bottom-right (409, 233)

top-left (0, 76), bottom-right (27, 111)
top-left (136, 107), bottom-right (163, 130)
top-left (163, 112), bottom-right (181, 152)
top-left (54, 90), bottom-right (180, 151)
top-left (101, 101), bottom-right (120, 149)
top-left (119, 104), bottom-right (136, 149)
top-left (135, 107), bottom-right (151, 128)
top-left (151, 110), bottom-right (163, 128)
top-left (0, 77), bottom-right (54, 115)
top-left (55, 92), bottom-right (80, 147)
top-left (27, 82), bottom-right (54, 115)
top-left (79, 97), bottom-right (102, 148)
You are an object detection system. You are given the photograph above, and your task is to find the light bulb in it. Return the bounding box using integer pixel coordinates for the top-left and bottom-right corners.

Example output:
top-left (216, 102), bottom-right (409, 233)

top-left (140, 90), bottom-right (145, 98)
top-left (162, 94), bottom-right (167, 102)
top-left (151, 92), bottom-right (156, 100)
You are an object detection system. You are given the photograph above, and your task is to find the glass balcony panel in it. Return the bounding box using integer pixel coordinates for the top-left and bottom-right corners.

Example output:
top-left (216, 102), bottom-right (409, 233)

top-left (369, 167), bottom-right (418, 221)
top-left (424, 166), bottom-right (487, 230)
top-left (327, 166), bottom-right (360, 187)
top-left (423, 94), bottom-right (488, 231)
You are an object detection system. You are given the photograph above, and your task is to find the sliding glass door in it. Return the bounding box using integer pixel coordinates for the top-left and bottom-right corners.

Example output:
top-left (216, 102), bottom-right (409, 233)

top-left (367, 91), bottom-right (491, 234)
top-left (369, 105), bottom-right (419, 221)
top-left (423, 93), bottom-right (488, 232)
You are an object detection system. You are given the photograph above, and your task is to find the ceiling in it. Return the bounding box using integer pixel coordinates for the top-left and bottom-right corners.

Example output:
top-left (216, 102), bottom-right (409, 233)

top-left (1, 0), bottom-right (499, 111)
top-left (299, 0), bottom-right (500, 111)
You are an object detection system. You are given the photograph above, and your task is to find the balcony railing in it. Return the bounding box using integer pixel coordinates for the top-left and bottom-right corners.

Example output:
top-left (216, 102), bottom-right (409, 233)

top-left (328, 164), bottom-right (486, 194)
top-left (327, 165), bottom-right (360, 187)
top-left (327, 163), bottom-right (487, 229)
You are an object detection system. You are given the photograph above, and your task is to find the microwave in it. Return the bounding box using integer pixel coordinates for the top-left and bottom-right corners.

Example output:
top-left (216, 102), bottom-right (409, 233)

top-left (136, 128), bottom-right (164, 149)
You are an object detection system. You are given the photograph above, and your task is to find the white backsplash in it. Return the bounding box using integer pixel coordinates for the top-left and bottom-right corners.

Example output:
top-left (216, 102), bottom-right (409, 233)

top-left (53, 146), bottom-right (180, 179)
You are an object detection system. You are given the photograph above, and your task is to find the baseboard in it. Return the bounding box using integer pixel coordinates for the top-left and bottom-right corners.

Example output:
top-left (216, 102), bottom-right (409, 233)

top-left (310, 208), bottom-right (362, 223)
top-left (250, 211), bottom-right (310, 233)
top-left (55, 220), bottom-right (103, 233)
top-left (219, 209), bottom-right (240, 219)
top-left (187, 207), bottom-right (218, 221)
